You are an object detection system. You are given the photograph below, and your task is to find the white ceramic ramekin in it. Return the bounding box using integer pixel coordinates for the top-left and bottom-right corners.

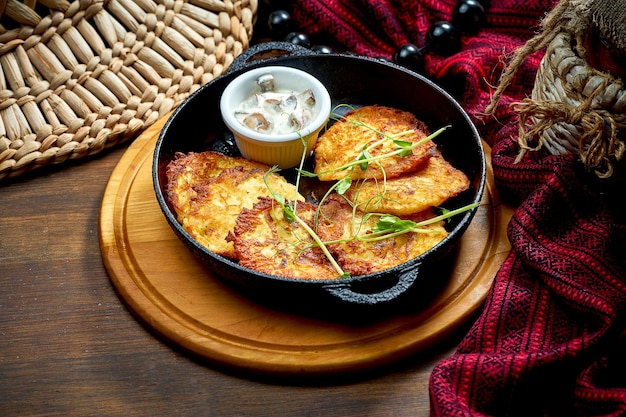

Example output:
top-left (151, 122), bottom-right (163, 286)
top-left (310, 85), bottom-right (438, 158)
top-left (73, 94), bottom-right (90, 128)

top-left (220, 66), bottom-right (331, 169)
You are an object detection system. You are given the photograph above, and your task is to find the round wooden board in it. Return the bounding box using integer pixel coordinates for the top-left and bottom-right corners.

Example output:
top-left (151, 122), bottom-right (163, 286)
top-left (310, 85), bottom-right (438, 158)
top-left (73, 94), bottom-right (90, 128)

top-left (99, 114), bottom-right (513, 377)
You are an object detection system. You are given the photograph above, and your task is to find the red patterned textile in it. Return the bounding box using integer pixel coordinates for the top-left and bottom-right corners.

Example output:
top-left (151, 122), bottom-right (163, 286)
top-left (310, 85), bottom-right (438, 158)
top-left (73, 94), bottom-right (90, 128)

top-left (292, 0), bottom-right (626, 415)
top-left (292, 0), bottom-right (548, 146)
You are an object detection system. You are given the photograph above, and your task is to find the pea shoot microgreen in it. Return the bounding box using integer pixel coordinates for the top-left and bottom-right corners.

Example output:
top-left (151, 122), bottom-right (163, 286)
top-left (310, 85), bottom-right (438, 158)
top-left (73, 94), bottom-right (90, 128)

top-left (263, 167), bottom-right (348, 278)
top-left (262, 106), bottom-right (477, 279)
top-left (363, 203), bottom-right (480, 242)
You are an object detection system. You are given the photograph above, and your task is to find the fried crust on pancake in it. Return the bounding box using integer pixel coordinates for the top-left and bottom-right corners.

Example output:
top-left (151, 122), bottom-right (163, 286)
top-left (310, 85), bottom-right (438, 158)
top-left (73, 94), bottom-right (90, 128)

top-left (166, 151), bottom-right (274, 213)
top-left (166, 152), bottom-right (302, 258)
top-left (314, 105), bottom-right (436, 181)
top-left (345, 152), bottom-right (470, 216)
top-left (316, 194), bottom-right (448, 276)
top-left (228, 197), bottom-right (339, 280)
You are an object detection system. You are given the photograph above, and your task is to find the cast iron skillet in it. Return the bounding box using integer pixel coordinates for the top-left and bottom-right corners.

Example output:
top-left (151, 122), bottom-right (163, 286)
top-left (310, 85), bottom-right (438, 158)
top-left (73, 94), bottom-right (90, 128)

top-left (153, 42), bottom-right (486, 311)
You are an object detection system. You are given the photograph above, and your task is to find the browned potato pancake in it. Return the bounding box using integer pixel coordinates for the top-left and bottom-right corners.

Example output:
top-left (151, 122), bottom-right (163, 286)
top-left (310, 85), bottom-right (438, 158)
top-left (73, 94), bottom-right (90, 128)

top-left (317, 194), bottom-right (448, 276)
top-left (166, 106), bottom-right (471, 280)
top-left (166, 151), bottom-right (273, 213)
top-left (166, 152), bottom-right (302, 258)
top-left (344, 152), bottom-right (470, 216)
top-left (228, 197), bottom-right (339, 280)
top-left (314, 105), bottom-right (436, 181)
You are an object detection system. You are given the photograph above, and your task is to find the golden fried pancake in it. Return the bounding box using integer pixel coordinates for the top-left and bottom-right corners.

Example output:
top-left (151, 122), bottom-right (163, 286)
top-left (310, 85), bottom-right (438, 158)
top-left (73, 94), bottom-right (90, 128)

top-left (166, 151), bottom-right (274, 213)
top-left (317, 194), bottom-right (448, 276)
top-left (166, 152), bottom-right (302, 258)
top-left (314, 105), bottom-right (436, 181)
top-left (228, 197), bottom-right (339, 280)
top-left (345, 152), bottom-right (470, 216)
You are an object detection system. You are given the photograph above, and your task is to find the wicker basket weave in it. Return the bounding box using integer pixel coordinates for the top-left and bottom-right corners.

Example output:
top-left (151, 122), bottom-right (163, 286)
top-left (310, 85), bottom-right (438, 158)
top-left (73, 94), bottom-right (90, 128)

top-left (0, 0), bottom-right (257, 181)
top-left (519, 31), bottom-right (626, 177)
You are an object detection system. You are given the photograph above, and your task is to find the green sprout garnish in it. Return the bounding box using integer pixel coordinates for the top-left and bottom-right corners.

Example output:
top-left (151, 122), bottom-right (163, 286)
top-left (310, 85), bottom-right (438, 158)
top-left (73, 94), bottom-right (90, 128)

top-left (264, 161), bottom-right (348, 278)
top-left (364, 203), bottom-right (480, 242)
top-left (307, 125), bottom-right (449, 180)
top-left (261, 106), bottom-right (476, 279)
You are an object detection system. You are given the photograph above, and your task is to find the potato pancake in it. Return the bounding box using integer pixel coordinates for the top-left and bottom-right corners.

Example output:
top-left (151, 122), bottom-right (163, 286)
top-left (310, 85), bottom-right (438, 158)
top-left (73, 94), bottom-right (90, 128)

top-left (166, 151), bottom-right (274, 213)
top-left (344, 152), bottom-right (470, 216)
top-left (314, 105), bottom-right (436, 181)
top-left (166, 106), bottom-right (472, 280)
top-left (317, 194), bottom-right (448, 276)
top-left (166, 152), bottom-right (302, 258)
top-left (228, 197), bottom-right (339, 280)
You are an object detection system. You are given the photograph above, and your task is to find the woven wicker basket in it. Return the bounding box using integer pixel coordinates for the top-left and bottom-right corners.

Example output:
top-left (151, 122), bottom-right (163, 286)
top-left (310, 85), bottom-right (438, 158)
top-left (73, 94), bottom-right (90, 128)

top-left (522, 31), bottom-right (626, 176)
top-left (0, 0), bottom-right (257, 181)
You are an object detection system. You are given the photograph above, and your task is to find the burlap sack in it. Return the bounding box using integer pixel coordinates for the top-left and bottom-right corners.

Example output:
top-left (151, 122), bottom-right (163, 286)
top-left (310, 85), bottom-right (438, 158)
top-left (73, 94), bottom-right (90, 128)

top-left (486, 0), bottom-right (626, 178)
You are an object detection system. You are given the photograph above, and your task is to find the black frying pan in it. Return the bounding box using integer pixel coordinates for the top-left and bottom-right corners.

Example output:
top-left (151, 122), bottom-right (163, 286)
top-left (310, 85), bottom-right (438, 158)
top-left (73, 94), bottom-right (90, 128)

top-left (152, 42), bottom-right (486, 311)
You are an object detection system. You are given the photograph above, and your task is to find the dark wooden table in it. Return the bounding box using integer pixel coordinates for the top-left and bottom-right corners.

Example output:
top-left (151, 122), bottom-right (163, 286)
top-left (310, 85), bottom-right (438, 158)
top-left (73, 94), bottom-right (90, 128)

top-left (0, 141), bottom-right (477, 416)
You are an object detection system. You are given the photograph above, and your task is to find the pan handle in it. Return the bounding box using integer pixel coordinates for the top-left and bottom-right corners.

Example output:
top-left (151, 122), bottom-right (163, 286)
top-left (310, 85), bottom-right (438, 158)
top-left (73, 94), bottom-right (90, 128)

top-left (228, 41), bottom-right (316, 74)
top-left (322, 264), bottom-right (420, 305)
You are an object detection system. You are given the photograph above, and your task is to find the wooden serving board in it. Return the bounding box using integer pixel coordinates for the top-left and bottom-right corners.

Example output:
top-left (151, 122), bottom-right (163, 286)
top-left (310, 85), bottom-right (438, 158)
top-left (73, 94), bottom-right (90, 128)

top-left (99, 114), bottom-right (513, 377)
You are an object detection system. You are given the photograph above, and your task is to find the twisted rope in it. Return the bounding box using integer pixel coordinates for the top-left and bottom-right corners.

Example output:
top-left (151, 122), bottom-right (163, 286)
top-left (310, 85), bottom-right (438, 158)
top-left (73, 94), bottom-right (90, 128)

top-left (485, 0), bottom-right (626, 178)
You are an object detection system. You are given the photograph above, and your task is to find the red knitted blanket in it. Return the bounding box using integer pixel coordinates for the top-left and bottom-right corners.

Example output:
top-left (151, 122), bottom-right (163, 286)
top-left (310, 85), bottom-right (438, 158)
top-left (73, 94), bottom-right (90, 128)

top-left (292, 1), bottom-right (626, 415)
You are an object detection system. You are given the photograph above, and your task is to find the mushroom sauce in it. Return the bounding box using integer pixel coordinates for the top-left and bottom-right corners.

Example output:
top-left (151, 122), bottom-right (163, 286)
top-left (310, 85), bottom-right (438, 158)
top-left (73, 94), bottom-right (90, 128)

top-left (234, 74), bottom-right (317, 135)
